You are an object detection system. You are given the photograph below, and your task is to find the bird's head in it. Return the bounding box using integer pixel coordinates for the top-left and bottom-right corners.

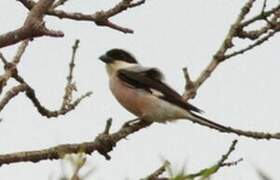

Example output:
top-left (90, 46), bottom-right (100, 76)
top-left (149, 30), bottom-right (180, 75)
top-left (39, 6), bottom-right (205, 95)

top-left (99, 49), bottom-right (138, 75)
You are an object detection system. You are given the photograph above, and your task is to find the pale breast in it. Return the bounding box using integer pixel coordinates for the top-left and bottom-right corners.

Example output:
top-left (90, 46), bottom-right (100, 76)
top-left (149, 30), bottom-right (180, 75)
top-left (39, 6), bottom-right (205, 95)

top-left (109, 75), bottom-right (188, 122)
top-left (109, 75), bottom-right (144, 117)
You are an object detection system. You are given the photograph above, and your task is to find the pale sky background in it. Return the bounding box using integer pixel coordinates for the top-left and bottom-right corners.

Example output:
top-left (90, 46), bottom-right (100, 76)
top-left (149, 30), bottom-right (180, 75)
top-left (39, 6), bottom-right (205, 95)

top-left (0, 0), bottom-right (280, 179)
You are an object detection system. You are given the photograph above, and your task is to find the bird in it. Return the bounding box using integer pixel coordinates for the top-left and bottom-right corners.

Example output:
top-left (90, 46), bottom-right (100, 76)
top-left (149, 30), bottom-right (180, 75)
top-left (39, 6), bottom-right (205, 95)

top-left (99, 48), bottom-right (230, 132)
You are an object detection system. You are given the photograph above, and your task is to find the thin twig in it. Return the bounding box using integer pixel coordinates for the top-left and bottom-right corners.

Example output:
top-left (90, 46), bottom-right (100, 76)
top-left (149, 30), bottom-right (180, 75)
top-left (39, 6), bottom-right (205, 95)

top-left (0, 84), bottom-right (27, 111)
top-left (185, 140), bottom-right (240, 179)
top-left (143, 161), bottom-right (170, 180)
top-left (61, 39), bottom-right (80, 109)
top-left (0, 52), bottom-right (8, 65)
top-left (24, 82), bottom-right (92, 118)
top-left (12, 40), bottom-right (29, 64)
top-left (185, 0), bottom-right (256, 100)
top-left (241, 4), bottom-right (280, 27)
top-left (129, 0), bottom-right (146, 8)
top-left (224, 28), bottom-right (279, 59)
top-left (182, 67), bottom-right (196, 100)
top-left (52, 0), bottom-right (69, 9)
top-left (0, 63), bottom-right (18, 94)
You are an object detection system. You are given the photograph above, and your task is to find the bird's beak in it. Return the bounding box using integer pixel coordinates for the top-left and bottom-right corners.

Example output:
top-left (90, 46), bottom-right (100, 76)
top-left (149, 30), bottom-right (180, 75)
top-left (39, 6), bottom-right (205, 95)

top-left (99, 54), bottom-right (113, 64)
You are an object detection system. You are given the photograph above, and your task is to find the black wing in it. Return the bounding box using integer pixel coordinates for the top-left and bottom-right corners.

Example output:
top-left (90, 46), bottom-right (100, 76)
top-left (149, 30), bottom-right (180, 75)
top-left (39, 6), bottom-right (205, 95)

top-left (117, 68), bottom-right (203, 113)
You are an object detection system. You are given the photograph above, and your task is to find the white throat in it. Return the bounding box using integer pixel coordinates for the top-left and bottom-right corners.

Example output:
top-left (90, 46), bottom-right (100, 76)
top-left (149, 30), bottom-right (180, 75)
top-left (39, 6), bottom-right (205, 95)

top-left (106, 60), bottom-right (138, 76)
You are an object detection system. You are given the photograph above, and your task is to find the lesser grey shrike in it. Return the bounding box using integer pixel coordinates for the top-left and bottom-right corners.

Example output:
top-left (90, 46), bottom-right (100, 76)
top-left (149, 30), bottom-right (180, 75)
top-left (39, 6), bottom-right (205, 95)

top-left (99, 49), bottom-right (230, 132)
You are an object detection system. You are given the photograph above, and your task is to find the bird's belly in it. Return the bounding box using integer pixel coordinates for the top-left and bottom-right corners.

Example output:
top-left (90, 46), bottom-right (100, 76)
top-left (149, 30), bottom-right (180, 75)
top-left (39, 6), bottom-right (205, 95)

top-left (110, 78), bottom-right (187, 122)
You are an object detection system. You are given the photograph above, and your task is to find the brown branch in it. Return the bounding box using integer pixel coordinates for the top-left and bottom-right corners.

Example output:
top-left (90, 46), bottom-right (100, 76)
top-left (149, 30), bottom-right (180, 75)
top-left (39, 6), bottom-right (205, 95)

top-left (182, 67), bottom-right (196, 101)
top-left (0, 113), bottom-right (279, 167)
top-left (52, 0), bottom-right (69, 9)
top-left (0, 63), bottom-right (18, 94)
top-left (0, 40), bottom-right (29, 94)
top-left (0, 52), bottom-right (8, 65)
top-left (224, 28), bottom-right (280, 59)
top-left (24, 82), bottom-right (92, 118)
top-left (0, 119), bottom-right (151, 166)
top-left (0, 84), bottom-right (28, 111)
top-left (184, 0), bottom-right (256, 100)
top-left (61, 39), bottom-right (80, 109)
top-left (241, 4), bottom-right (280, 27)
top-left (129, 0), bottom-right (146, 8)
top-left (0, 39), bottom-right (92, 118)
top-left (0, 0), bottom-right (63, 48)
top-left (12, 40), bottom-right (29, 64)
top-left (18, 0), bottom-right (145, 33)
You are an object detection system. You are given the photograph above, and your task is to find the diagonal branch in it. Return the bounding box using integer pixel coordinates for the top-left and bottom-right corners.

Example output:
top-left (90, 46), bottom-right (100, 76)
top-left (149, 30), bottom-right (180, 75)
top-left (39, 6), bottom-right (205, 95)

top-left (0, 40), bottom-right (29, 94)
top-left (0, 84), bottom-right (28, 111)
top-left (185, 140), bottom-right (241, 179)
top-left (142, 140), bottom-right (241, 179)
top-left (184, 0), bottom-right (256, 100)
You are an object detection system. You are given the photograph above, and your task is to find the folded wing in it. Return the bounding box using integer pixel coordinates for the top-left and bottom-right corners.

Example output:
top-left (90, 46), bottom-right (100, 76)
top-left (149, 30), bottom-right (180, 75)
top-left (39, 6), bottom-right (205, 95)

top-left (117, 68), bottom-right (203, 113)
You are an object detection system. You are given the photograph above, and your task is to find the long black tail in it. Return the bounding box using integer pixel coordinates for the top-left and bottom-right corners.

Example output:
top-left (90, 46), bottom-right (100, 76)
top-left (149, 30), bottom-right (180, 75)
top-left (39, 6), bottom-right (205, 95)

top-left (187, 112), bottom-right (234, 133)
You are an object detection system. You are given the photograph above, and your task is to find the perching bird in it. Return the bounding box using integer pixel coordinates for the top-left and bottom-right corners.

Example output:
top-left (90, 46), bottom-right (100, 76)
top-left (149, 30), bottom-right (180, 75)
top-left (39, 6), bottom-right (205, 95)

top-left (99, 48), bottom-right (230, 131)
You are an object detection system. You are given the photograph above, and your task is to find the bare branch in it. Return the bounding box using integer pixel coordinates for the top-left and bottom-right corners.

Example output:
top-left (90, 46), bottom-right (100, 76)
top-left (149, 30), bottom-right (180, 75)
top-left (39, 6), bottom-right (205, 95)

top-left (24, 82), bottom-right (92, 118)
top-left (0, 41), bottom-right (29, 94)
top-left (0, 119), bottom-right (151, 166)
top-left (18, 0), bottom-right (145, 33)
top-left (52, 0), bottom-right (70, 9)
top-left (184, 0), bottom-right (256, 100)
top-left (182, 67), bottom-right (196, 101)
top-left (61, 39), bottom-right (80, 110)
top-left (224, 28), bottom-right (280, 59)
top-left (0, 84), bottom-right (27, 111)
top-left (0, 52), bottom-right (8, 65)
top-left (129, 0), bottom-right (146, 8)
top-left (0, 0), bottom-right (63, 48)
top-left (12, 40), bottom-right (29, 64)
top-left (0, 111), bottom-right (280, 167)
top-left (1, 39), bottom-right (92, 118)
top-left (0, 63), bottom-right (18, 94)
top-left (241, 4), bottom-right (280, 27)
